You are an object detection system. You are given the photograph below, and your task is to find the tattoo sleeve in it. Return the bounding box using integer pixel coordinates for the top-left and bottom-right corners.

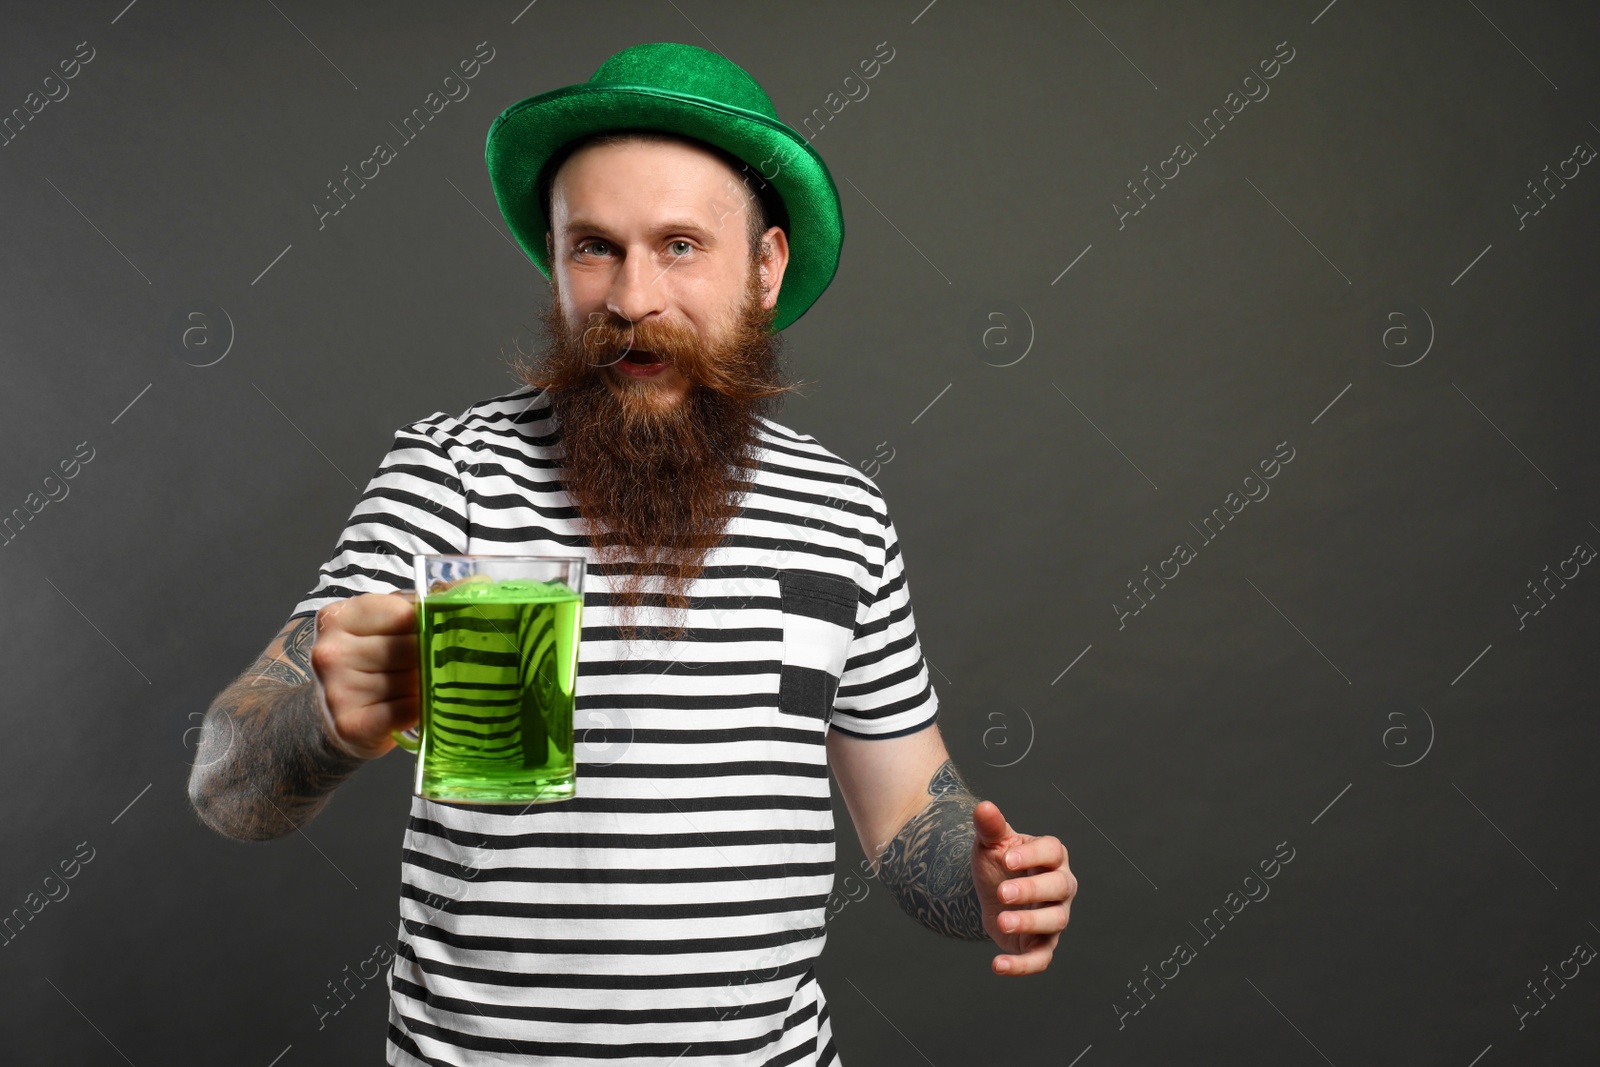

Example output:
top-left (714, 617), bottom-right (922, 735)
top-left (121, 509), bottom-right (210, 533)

top-left (186, 614), bottom-right (369, 842)
top-left (875, 759), bottom-right (989, 941)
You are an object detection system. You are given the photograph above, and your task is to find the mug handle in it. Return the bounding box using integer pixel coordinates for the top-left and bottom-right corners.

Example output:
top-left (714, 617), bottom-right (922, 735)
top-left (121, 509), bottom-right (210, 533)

top-left (392, 587), bottom-right (423, 753)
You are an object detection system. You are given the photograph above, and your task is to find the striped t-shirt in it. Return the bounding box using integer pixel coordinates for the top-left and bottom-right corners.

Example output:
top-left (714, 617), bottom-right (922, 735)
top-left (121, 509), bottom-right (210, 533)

top-left (290, 383), bottom-right (940, 1066)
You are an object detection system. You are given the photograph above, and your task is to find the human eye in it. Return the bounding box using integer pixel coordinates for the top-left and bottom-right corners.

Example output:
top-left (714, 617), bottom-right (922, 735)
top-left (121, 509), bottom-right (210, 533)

top-left (667, 239), bottom-right (695, 257)
top-left (574, 238), bottom-right (611, 258)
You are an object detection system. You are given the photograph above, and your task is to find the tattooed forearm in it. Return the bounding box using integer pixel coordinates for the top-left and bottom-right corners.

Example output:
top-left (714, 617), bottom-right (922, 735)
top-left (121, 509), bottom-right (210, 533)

top-left (246, 614), bottom-right (317, 686)
top-left (186, 614), bottom-right (368, 842)
top-left (876, 759), bottom-right (989, 941)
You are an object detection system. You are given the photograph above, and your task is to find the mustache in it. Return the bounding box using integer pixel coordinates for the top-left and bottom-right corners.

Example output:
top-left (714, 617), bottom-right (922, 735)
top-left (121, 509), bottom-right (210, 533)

top-left (577, 315), bottom-right (791, 401)
top-left (575, 315), bottom-right (686, 369)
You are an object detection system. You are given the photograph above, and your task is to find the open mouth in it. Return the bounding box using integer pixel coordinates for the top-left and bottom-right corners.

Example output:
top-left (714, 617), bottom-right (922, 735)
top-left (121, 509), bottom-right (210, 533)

top-left (621, 349), bottom-right (662, 365)
top-left (612, 348), bottom-right (670, 378)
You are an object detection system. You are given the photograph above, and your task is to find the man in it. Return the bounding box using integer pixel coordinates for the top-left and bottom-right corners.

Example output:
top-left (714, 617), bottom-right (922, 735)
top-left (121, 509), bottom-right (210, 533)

top-left (188, 41), bottom-right (1075, 1065)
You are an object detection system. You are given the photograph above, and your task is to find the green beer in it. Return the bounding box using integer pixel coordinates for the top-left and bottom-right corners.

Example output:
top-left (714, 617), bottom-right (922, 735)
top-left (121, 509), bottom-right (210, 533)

top-left (413, 575), bottom-right (583, 803)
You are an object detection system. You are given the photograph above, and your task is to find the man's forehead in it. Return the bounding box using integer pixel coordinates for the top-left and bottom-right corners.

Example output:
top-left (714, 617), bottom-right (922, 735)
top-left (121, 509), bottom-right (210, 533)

top-left (550, 138), bottom-right (752, 228)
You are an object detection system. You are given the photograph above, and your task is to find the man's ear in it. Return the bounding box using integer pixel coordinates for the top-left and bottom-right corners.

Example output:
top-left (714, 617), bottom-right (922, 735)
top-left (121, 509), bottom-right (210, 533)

top-left (757, 225), bottom-right (789, 309)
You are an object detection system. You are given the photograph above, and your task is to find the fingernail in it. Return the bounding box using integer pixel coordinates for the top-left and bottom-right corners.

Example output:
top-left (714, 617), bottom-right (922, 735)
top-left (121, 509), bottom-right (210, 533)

top-left (1002, 883), bottom-right (1017, 901)
top-left (996, 958), bottom-right (1011, 974)
top-left (1007, 851), bottom-right (1021, 868)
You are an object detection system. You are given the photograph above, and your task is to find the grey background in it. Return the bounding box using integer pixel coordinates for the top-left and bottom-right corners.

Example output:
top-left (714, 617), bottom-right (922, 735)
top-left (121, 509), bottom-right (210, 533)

top-left (2, 0), bottom-right (1597, 1063)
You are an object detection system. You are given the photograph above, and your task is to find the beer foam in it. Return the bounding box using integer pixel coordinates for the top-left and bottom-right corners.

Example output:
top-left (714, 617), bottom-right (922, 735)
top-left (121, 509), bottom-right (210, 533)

top-left (426, 576), bottom-right (577, 603)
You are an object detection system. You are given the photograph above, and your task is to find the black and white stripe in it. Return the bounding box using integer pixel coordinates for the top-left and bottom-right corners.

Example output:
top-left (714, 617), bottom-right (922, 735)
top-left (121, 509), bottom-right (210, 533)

top-left (292, 384), bottom-right (938, 1066)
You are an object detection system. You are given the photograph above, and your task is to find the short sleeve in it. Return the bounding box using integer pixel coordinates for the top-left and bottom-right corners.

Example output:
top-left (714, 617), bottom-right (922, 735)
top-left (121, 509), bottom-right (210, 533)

top-left (828, 505), bottom-right (939, 739)
top-left (288, 417), bottom-right (470, 619)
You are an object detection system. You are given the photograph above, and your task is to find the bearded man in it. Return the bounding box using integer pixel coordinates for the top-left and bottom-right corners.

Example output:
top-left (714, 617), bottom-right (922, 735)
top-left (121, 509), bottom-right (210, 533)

top-left (188, 41), bottom-right (1075, 1066)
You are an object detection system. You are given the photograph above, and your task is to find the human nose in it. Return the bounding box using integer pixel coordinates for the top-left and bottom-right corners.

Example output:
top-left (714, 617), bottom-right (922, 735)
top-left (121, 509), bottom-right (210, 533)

top-left (605, 245), bottom-right (668, 325)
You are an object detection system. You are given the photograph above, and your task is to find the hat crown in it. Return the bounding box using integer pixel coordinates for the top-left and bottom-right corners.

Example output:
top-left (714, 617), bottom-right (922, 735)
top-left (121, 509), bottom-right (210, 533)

top-left (588, 42), bottom-right (778, 121)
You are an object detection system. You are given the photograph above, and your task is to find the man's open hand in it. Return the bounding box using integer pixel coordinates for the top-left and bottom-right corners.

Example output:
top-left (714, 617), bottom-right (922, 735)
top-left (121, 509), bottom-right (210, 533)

top-left (970, 799), bottom-right (1076, 976)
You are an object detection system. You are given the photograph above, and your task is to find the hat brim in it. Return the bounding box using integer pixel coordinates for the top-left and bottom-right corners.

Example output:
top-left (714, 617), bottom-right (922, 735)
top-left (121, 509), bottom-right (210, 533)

top-left (486, 84), bottom-right (843, 334)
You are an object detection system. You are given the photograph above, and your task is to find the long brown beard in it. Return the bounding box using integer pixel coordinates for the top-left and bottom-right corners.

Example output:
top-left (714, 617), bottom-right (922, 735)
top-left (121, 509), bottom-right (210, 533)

top-left (512, 261), bottom-right (796, 642)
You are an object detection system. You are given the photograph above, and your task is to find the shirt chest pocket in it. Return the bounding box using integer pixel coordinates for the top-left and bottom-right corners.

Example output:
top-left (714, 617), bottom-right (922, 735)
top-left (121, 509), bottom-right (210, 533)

top-left (779, 571), bottom-right (859, 725)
